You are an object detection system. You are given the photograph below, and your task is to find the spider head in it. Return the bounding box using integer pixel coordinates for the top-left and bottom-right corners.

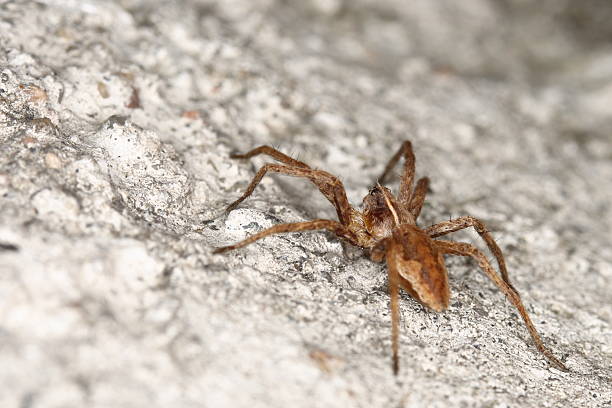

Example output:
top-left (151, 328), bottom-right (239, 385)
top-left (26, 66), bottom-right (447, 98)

top-left (363, 184), bottom-right (393, 213)
top-left (362, 185), bottom-right (400, 238)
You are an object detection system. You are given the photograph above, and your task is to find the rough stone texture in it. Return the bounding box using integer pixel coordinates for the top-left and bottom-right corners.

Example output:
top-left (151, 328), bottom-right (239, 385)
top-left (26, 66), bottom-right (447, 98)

top-left (1, 1), bottom-right (611, 407)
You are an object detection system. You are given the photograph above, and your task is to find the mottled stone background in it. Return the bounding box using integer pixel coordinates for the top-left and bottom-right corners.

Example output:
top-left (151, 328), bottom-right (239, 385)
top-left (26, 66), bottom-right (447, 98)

top-left (0, 1), bottom-right (610, 407)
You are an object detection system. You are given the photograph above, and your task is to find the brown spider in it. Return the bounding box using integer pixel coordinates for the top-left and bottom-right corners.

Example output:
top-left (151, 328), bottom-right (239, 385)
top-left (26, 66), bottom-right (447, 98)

top-left (213, 141), bottom-right (568, 374)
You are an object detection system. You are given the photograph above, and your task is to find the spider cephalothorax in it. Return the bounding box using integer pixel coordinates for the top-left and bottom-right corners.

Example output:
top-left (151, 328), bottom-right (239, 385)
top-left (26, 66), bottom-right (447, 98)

top-left (214, 141), bottom-right (568, 374)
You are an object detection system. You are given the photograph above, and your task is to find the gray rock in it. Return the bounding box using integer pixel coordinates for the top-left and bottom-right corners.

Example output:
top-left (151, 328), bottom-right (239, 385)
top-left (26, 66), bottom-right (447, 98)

top-left (0, 1), bottom-right (610, 407)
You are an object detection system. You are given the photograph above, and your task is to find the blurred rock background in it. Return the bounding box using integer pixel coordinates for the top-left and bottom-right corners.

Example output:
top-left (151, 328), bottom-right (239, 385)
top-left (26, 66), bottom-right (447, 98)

top-left (0, 1), bottom-right (610, 407)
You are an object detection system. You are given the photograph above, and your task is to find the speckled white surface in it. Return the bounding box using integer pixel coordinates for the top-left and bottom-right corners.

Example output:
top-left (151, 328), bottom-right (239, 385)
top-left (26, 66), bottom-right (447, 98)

top-left (0, 1), bottom-right (611, 407)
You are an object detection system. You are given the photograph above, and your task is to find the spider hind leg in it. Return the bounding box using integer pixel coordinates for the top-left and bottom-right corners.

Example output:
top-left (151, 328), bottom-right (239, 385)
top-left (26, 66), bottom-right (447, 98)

top-left (434, 239), bottom-right (568, 372)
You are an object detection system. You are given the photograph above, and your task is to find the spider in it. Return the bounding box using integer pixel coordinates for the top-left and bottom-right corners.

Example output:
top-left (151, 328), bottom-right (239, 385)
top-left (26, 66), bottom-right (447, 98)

top-left (213, 141), bottom-right (568, 374)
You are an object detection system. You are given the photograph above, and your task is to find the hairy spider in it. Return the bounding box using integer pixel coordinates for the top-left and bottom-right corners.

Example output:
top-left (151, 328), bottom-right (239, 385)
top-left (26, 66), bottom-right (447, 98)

top-left (213, 141), bottom-right (568, 374)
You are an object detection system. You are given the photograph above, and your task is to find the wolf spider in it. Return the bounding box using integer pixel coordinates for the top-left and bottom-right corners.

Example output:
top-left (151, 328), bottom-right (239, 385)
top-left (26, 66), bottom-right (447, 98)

top-left (213, 141), bottom-right (568, 374)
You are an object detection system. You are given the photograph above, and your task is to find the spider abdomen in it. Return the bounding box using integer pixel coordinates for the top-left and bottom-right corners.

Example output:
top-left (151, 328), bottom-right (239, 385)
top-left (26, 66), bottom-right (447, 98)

top-left (387, 225), bottom-right (450, 312)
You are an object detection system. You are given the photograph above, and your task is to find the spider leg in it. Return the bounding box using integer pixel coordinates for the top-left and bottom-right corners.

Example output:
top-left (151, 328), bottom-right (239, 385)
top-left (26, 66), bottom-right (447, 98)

top-left (425, 216), bottom-right (515, 291)
top-left (224, 163), bottom-right (353, 225)
top-left (434, 239), bottom-right (568, 372)
top-left (408, 177), bottom-right (430, 220)
top-left (385, 239), bottom-right (402, 375)
top-left (213, 219), bottom-right (356, 253)
top-left (230, 145), bottom-right (309, 168)
top-left (377, 140), bottom-right (415, 203)
top-left (369, 238), bottom-right (389, 263)
top-left (383, 236), bottom-right (424, 375)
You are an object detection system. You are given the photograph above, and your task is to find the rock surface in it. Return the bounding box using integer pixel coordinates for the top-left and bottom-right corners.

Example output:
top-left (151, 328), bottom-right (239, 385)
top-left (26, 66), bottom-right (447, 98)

top-left (0, 1), bottom-right (611, 407)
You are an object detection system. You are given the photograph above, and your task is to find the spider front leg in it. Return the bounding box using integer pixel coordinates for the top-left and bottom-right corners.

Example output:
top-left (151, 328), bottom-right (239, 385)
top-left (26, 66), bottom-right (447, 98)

top-left (213, 219), bottom-right (356, 253)
top-left (224, 163), bottom-right (353, 225)
top-left (434, 239), bottom-right (568, 372)
top-left (408, 177), bottom-right (429, 219)
top-left (425, 216), bottom-right (515, 291)
top-left (230, 145), bottom-right (310, 168)
top-left (378, 140), bottom-right (415, 203)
